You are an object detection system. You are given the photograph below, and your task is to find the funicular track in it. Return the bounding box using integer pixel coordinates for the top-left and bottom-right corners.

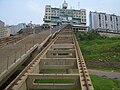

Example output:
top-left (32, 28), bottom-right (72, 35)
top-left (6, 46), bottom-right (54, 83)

top-left (5, 26), bottom-right (94, 90)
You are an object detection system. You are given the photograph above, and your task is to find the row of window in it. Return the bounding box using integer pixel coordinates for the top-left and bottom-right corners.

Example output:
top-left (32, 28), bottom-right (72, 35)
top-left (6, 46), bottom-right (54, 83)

top-left (45, 9), bottom-right (86, 16)
top-left (73, 28), bottom-right (87, 31)
top-left (99, 22), bottom-right (120, 29)
top-left (45, 16), bottom-right (51, 19)
top-left (45, 14), bottom-right (86, 19)
top-left (99, 14), bottom-right (120, 22)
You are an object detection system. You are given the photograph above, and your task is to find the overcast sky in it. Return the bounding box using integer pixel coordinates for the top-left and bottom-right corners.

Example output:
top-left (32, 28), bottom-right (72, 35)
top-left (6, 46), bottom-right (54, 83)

top-left (0, 0), bottom-right (120, 25)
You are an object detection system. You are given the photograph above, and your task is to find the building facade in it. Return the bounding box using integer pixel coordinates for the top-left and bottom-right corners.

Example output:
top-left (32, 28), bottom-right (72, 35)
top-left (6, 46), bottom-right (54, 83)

top-left (0, 20), bottom-right (5, 29)
top-left (43, 0), bottom-right (86, 26)
top-left (0, 27), bottom-right (11, 38)
top-left (89, 11), bottom-right (120, 33)
top-left (0, 20), bottom-right (11, 38)
top-left (10, 23), bottom-right (27, 35)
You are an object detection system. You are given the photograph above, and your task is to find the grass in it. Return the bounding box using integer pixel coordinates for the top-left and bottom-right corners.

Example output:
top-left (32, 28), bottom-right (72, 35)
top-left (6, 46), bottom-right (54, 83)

top-left (91, 75), bottom-right (120, 90)
top-left (76, 32), bottom-right (120, 62)
top-left (76, 32), bottom-right (120, 71)
top-left (34, 79), bottom-right (75, 84)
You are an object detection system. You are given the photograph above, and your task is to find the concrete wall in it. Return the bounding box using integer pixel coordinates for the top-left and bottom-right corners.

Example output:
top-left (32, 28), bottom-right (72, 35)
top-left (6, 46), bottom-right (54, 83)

top-left (4, 33), bottom-right (52, 90)
top-left (0, 44), bottom-right (38, 87)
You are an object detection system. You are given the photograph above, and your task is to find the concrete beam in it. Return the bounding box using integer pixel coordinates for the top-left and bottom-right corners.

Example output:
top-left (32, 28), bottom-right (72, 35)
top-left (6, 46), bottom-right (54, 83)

top-left (47, 49), bottom-right (75, 54)
top-left (46, 52), bottom-right (76, 58)
top-left (51, 44), bottom-right (74, 49)
top-left (39, 58), bottom-right (77, 70)
top-left (55, 40), bottom-right (73, 44)
top-left (27, 74), bottom-right (80, 90)
top-left (46, 49), bottom-right (76, 58)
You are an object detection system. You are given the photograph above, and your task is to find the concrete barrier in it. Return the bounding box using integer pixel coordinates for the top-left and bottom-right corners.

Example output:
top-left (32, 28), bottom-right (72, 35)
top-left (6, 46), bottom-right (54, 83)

top-left (0, 34), bottom-right (52, 88)
top-left (0, 44), bottom-right (38, 87)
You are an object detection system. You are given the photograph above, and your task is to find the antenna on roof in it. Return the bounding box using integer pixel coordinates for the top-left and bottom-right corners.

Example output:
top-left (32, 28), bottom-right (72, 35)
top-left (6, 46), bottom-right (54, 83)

top-left (78, 2), bottom-right (80, 9)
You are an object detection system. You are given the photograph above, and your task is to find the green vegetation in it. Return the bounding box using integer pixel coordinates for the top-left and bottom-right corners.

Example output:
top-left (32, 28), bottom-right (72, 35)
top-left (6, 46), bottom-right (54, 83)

top-left (91, 75), bottom-right (120, 90)
top-left (76, 32), bottom-right (120, 62)
top-left (76, 32), bottom-right (120, 71)
top-left (34, 79), bottom-right (75, 84)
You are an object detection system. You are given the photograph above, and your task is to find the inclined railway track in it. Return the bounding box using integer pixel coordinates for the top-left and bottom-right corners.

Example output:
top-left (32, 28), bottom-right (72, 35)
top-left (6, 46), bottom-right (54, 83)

top-left (0, 34), bottom-right (30, 48)
top-left (5, 26), bottom-right (94, 90)
top-left (73, 33), bottom-right (94, 90)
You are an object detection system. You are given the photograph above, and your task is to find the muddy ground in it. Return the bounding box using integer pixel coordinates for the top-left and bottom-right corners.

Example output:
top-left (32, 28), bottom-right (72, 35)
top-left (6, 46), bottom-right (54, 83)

top-left (86, 61), bottom-right (120, 69)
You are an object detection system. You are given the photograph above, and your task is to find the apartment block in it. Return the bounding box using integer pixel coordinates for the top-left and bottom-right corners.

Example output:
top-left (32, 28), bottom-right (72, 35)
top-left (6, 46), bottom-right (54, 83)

top-left (89, 11), bottom-right (120, 33)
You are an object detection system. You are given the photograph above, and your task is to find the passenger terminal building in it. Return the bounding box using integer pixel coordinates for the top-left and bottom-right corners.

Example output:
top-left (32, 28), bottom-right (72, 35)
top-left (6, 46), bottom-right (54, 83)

top-left (43, 0), bottom-right (86, 26)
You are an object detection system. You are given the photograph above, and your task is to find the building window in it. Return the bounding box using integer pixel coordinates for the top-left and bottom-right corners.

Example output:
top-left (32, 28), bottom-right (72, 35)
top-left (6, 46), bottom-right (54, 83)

top-left (111, 25), bottom-right (113, 28)
top-left (99, 14), bottom-right (101, 20)
top-left (105, 15), bottom-right (107, 20)
top-left (110, 16), bottom-right (112, 21)
top-left (84, 19), bottom-right (86, 22)
top-left (116, 17), bottom-right (118, 22)
top-left (99, 22), bottom-right (101, 27)
top-left (48, 16), bottom-right (50, 19)
top-left (106, 24), bottom-right (107, 28)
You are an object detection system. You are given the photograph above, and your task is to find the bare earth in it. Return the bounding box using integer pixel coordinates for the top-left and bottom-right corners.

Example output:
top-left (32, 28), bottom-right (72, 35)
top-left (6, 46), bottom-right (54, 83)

top-left (88, 69), bottom-right (120, 80)
top-left (86, 61), bottom-right (120, 69)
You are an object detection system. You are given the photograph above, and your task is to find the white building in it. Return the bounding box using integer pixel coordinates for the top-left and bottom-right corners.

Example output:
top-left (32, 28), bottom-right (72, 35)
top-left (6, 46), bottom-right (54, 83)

top-left (43, 0), bottom-right (86, 26)
top-left (89, 11), bottom-right (120, 33)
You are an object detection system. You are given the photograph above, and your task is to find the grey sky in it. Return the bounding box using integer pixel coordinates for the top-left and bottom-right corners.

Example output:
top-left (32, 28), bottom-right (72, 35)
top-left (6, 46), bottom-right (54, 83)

top-left (0, 0), bottom-right (120, 25)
